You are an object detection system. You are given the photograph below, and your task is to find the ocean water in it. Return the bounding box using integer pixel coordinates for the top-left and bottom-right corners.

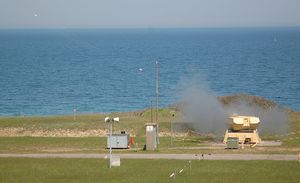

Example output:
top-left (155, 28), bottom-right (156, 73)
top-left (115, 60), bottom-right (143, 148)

top-left (0, 28), bottom-right (300, 115)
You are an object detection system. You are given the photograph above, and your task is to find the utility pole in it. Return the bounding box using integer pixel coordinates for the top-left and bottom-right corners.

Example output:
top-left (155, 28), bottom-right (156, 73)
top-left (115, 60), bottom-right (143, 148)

top-left (150, 62), bottom-right (153, 123)
top-left (171, 113), bottom-right (175, 146)
top-left (104, 117), bottom-right (119, 169)
top-left (155, 61), bottom-right (158, 123)
top-left (109, 122), bottom-right (112, 168)
top-left (155, 61), bottom-right (159, 144)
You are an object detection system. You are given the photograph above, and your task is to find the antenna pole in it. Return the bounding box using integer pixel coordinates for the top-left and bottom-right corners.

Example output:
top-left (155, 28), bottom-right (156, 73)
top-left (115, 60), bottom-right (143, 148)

top-left (109, 122), bottom-right (112, 168)
top-left (155, 61), bottom-right (159, 144)
top-left (150, 62), bottom-right (153, 123)
top-left (155, 61), bottom-right (158, 123)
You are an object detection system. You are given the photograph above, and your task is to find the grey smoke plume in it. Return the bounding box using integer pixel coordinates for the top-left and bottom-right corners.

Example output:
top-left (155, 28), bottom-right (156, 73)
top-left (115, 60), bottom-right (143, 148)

top-left (178, 77), bottom-right (289, 136)
top-left (179, 83), bottom-right (227, 135)
top-left (225, 100), bottom-right (289, 135)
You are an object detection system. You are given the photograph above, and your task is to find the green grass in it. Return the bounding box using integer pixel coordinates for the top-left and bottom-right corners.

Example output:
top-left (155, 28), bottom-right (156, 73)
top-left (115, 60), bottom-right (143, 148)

top-left (1, 136), bottom-right (299, 154)
top-left (0, 137), bottom-right (104, 153)
top-left (0, 109), bottom-right (300, 154)
top-left (0, 109), bottom-right (176, 130)
top-left (0, 158), bottom-right (299, 183)
top-left (0, 110), bottom-right (176, 138)
top-left (282, 112), bottom-right (300, 147)
top-left (0, 136), bottom-right (211, 153)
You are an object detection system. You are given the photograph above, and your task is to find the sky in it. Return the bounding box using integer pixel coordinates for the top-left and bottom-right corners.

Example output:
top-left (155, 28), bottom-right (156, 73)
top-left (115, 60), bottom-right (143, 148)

top-left (0, 0), bottom-right (300, 28)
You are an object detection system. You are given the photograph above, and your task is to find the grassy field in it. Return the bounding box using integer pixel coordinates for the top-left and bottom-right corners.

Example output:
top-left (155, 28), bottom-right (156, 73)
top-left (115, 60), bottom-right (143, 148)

top-left (283, 111), bottom-right (300, 147)
top-left (0, 136), bottom-right (299, 154)
top-left (0, 109), bottom-right (176, 138)
top-left (0, 105), bottom-right (299, 154)
top-left (0, 158), bottom-right (299, 183)
top-left (0, 109), bottom-right (174, 129)
top-left (0, 136), bottom-right (216, 154)
top-left (0, 96), bottom-right (299, 182)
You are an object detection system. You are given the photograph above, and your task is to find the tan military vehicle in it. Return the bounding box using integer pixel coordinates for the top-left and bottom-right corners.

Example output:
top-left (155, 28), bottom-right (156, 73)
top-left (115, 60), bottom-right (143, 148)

top-left (223, 115), bottom-right (261, 147)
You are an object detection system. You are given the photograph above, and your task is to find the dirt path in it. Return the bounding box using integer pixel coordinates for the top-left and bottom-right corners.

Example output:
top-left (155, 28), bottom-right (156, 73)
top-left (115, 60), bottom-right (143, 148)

top-left (0, 153), bottom-right (297, 161)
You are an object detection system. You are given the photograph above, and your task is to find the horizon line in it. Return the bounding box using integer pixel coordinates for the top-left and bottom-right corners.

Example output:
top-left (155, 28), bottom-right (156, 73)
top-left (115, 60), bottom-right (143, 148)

top-left (1, 25), bottom-right (300, 30)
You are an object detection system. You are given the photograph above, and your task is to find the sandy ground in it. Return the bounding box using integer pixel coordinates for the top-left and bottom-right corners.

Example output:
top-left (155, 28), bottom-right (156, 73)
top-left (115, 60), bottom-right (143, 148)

top-left (0, 127), bottom-right (108, 137)
top-left (0, 127), bottom-right (179, 137)
top-left (0, 153), bottom-right (297, 161)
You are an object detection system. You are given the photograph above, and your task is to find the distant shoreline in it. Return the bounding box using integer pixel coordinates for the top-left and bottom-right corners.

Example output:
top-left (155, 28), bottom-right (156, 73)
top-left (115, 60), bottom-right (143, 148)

top-left (1, 26), bottom-right (300, 31)
top-left (0, 94), bottom-right (296, 117)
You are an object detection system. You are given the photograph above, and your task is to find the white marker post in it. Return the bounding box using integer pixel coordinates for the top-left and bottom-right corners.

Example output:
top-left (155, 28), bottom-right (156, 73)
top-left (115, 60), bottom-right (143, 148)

top-left (73, 108), bottom-right (77, 121)
top-left (104, 117), bottom-right (120, 168)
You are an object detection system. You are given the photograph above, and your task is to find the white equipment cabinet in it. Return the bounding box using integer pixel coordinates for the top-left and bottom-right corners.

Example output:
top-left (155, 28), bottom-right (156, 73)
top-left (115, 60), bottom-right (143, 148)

top-left (107, 133), bottom-right (129, 149)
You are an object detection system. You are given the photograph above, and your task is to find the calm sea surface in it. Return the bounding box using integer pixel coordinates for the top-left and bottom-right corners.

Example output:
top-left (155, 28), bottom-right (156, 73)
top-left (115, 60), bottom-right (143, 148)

top-left (0, 28), bottom-right (300, 115)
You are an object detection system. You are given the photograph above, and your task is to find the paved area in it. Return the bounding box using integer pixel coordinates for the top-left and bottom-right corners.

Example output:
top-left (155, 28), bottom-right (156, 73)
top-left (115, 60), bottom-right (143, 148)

top-left (209, 141), bottom-right (282, 147)
top-left (0, 153), bottom-right (297, 161)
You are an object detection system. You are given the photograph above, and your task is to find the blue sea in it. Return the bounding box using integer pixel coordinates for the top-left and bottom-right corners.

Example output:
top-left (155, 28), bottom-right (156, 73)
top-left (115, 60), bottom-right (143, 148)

top-left (0, 28), bottom-right (300, 115)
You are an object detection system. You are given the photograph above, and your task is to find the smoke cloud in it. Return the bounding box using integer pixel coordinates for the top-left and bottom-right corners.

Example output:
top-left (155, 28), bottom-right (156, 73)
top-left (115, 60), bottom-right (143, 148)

top-left (177, 76), bottom-right (289, 136)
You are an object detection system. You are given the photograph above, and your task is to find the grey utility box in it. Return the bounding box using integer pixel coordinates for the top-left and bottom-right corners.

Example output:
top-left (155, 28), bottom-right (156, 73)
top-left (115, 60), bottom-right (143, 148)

top-left (145, 123), bottom-right (158, 150)
top-left (226, 137), bottom-right (239, 149)
top-left (107, 134), bottom-right (129, 149)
